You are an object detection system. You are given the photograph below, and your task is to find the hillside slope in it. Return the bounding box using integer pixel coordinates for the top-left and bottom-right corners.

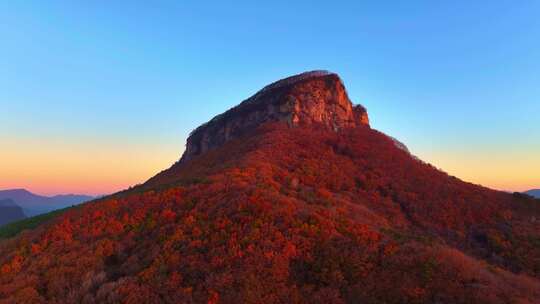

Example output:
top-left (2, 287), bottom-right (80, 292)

top-left (0, 72), bottom-right (539, 303)
top-left (525, 189), bottom-right (540, 198)
top-left (0, 199), bottom-right (26, 226)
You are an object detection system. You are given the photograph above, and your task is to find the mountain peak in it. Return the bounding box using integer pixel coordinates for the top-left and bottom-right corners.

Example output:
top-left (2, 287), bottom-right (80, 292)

top-left (180, 71), bottom-right (369, 162)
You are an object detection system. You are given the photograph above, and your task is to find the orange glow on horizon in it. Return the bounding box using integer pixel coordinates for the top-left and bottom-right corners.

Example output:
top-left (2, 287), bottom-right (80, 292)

top-left (0, 137), bottom-right (182, 196)
top-left (417, 147), bottom-right (540, 193)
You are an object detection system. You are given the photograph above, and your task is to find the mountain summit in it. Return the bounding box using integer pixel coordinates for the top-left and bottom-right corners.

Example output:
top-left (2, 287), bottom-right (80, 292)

top-left (180, 71), bottom-right (369, 162)
top-left (1, 72), bottom-right (539, 303)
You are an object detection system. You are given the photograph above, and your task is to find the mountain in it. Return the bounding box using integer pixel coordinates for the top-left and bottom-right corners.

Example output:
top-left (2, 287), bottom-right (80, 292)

top-left (0, 199), bottom-right (26, 226)
top-left (178, 70), bottom-right (369, 163)
top-left (0, 71), bottom-right (539, 303)
top-left (51, 194), bottom-right (97, 206)
top-left (525, 189), bottom-right (540, 198)
top-left (0, 189), bottom-right (94, 216)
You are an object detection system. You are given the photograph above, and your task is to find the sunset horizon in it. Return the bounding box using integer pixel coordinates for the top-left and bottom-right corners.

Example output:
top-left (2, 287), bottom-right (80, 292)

top-left (1, 2), bottom-right (539, 197)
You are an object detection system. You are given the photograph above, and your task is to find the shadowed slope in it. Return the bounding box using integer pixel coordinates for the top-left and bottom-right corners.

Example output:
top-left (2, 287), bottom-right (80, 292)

top-left (0, 199), bottom-right (26, 226)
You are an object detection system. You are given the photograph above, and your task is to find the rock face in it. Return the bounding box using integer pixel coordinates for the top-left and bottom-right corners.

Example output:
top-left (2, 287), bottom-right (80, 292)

top-left (180, 70), bottom-right (369, 163)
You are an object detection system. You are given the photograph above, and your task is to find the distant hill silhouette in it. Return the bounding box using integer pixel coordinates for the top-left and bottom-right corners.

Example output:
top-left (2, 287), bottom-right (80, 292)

top-left (0, 199), bottom-right (26, 226)
top-left (525, 189), bottom-right (540, 198)
top-left (0, 189), bottom-right (93, 216)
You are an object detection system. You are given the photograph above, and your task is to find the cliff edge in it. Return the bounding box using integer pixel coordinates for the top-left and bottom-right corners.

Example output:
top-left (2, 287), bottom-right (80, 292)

top-left (180, 70), bottom-right (369, 162)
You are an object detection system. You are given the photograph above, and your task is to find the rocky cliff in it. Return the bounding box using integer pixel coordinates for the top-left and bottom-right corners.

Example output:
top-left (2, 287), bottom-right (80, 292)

top-left (180, 70), bottom-right (369, 162)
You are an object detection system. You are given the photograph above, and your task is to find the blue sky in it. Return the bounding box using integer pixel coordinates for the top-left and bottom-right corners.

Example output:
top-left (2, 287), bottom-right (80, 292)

top-left (1, 1), bottom-right (539, 195)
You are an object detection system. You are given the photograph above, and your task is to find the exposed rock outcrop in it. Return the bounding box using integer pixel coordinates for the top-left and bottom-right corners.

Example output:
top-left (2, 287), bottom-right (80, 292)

top-left (180, 70), bottom-right (369, 163)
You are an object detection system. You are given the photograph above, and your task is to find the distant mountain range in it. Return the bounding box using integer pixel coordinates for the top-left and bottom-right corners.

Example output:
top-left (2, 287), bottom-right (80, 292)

top-left (524, 189), bottom-right (540, 198)
top-left (0, 199), bottom-right (26, 226)
top-left (0, 189), bottom-right (94, 216)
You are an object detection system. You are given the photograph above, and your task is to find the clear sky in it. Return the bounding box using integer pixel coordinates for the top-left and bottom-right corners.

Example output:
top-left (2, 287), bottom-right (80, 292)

top-left (1, 1), bottom-right (539, 196)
